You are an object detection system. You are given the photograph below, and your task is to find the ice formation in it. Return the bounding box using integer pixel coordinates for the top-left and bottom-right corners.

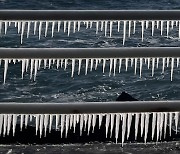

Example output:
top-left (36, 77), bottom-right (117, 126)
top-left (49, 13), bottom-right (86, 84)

top-left (1, 57), bottom-right (178, 83)
top-left (0, 20), bottom-right (179, 45)
top-left (0, 112), bottom-right (179, 146)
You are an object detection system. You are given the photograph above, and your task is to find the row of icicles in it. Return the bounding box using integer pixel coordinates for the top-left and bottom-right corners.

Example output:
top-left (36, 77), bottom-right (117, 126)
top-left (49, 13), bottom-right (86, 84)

top-left (1, 57), bottom-right (179, 83)
top-left (0, 20), bottom-right (180, 45)
top-left (0, 112), bottom-right (179, 146)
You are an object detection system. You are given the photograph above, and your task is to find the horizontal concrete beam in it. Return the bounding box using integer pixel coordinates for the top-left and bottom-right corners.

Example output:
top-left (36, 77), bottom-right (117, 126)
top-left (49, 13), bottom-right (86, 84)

top-left (0, 101), bottom-right (179, 114)
top-left (0, 47), bottom-right (180, 59)
top-left (0, 10), bottom-right (180, 20)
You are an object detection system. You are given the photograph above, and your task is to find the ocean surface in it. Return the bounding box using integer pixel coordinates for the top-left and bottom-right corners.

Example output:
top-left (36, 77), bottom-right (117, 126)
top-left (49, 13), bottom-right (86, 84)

top-left (0, 0), bottom-right (180, 153)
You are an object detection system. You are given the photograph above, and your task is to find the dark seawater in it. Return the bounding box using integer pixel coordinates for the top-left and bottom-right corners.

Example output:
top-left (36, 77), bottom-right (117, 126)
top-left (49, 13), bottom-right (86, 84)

top-left (0, 0), bottom-right (180, 153)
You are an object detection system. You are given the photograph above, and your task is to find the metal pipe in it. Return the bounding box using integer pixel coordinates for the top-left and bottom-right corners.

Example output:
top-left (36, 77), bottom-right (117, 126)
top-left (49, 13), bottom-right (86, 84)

top-left (0, 101), bottom-right (179, 114)
top-left (0, 47), bottom-right (180, 59)
top-left (0, 10), bottom-right (180, 20)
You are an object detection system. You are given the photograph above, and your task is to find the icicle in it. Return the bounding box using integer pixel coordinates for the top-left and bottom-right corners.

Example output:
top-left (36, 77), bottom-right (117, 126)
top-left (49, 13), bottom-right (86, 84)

top-left (85, 59), bottom-right (89, 75)
top-left (90, 21), bottom-right (93, 28)
top-left (79, 114), bottom-right (83, 135)
top-left (64, 59), bottom-right (68, 70)
top-left (133, 21), bottom-right (136, 34)
top-left (177, 58), bottom-right (179, 67)
top-left (175, 112), bottom-right (179, 134)
top-left (55, 114), bottom-right (60, 130)
top-left (109, 58), bottom-right (113, 76)
top-left (59, 114), bottom-right (64, 137)
top-left (65, 115), bottom-right (70, 138)
top-left (44, 21), bottom-right (49, 37)
top-left (96, 21), bottom-right (99, 34)
top-left (152, 58), bottom-right (155, 77)
top-left (156, 21), bottom-right (159, 29)
top-left (21, 21), bottom-right (25, 44)
top-left (12, 114), bottom-right (17, 136)
top-left (134, 58), bottom-right (137, 75)
top-left (7, 114), bottom-right (12, 136)
top-left (125, 58), bottom-right (128, 71)
top-left (34, 21), bottom-right (37, 35)
top-left (167, 21), bottom-right (170, 38)
top-left (139, 58), bottom-right (143, 77)
top-left (147, 58), bottom-right (150, 69)
top-left (176, 20), bottom-right (178, 27)
top-left (164, 112), bottom-right (168, 138)
top-left (171, 58), bottom-right (174, 81)
top-left (71, 59), bottom-right (75, 77)
top-left (18, 21), bottom-right (21, 34)
top-left (128, 21), bottom-right (131, 37)
top-left (144, 113), bottom-right (149, 143)
top-left (4, 21), bottom-right (8, 35)
top-left (127, 113), bottom-right (132, 140)
top-left (44, 114), bottom-right (49, 137)
top-left (21, 59), bottom-right (25, 79)
top-left (113, 58), bottom-right (117, 76)
top-left (84, 114), bottom-right (88, 131)
top-left (140, 113), bottom-right (145, 137)
top-left (14, 21), bottom-right (17, 27)
top-left (109, 21), bottom-right (113, 37)
top-left (162, 58), bottom-right (165, 73)
top-left (67, 21), bottom-right (71, 36)
top-left (85, 21), bottom-right (89, 29)
top-left (34, 59), bottom-right (38, 81)
top-left (119, 58), bottom-right (122, 73)
top-left (152, 113), bottom-right (156, 140)
top-left (121, 114), bottom-right (127, 146)
top-left (169, 112), bottom-right (172, 136)
top-left (160, 21), bottom-right (163, 35)
top-left (87, 114), bottom-right (92, 135)
top-left (38, 59), bottom-right (42, 70)
top-left (156, 113), bottom-right (160, 141)
top-left (92, 114), bottom-right (97, 133)
top-left (95, 59), bottom-right (98, 70)
top-left (145, 21), bottom-right (149, 29)
top-left (51, 21), bottom-right (55, 37)
top-left (35, 115), bottom-right (39, 135)
top-left (73, 114), bottom-right (77, 133)
top-left (152, 21), bottom-right (155, 36)
top-left (3, 59), bottom-right (8, 84)
top-left (39, 114), bottom-right (44, 138)
top-left (106, 114), bottom-right (110, 138)
top-left (77, 21), bottom-right (81, 31)
top-left (102, 59), bottom-right (106, 73)
top-left (78, 59), bottom-right (82, 75)
top-left (20, 114), bottom-right (24, 131)
top-left (73, 21), bottom-right (76, 33)
top-left (25, 114), bottom-right (28, 128)
top-left (100, 21), bottom-right (104, 31)
top-left (48, 59), bottom-right (52, 69)
top-left (98, 114), bottom-right (103, 129)
top-left (3, 114), bottom-right (7, 136)
top-left (104, 21), bottom-right (108, 36)
top-left (117, 21), bottom-right (120, 32)
top-left (159, 113), bottom-right (164, 140)
top-left (38, 21), bottom-right (42, 40)
top-left (90, 59), bottom-right (94, 71)
top-left (156, 58), bottom-right (159, 68)
top-left (171, 20), bottom-right (174, 29)
top-left (63, 21), bottom-right (67, 32)
top-left (57, 21), bottom-right (61, 32)
top-left (49, 115), bottom-right (53, 133)
top-left (27, 21), bottom-right (31, 38)
top-left (167, 57), bottom-right (169, 67)
top-left (110, 114), bottom-right (115, 138)
top-left (135, 113), bottom-right (139, 140)
top-left (123, 21), bottom-right (127, 45)
top-left (30, 59), bottom-right (34, 79)
top-left (43, 59), bottom-right (47, 69)
top-left (114, 114), bottom-right (120, 144)
top-left (141, 21), bottom-right (144, 41)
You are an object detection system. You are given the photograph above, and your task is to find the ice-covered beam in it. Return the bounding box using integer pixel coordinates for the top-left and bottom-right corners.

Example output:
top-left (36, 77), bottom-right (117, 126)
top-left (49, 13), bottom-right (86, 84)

top-left (0, 101), bottom-right (180, 114)
top-left (1, 10), bottom-right (180, 20)
top-left (1, 47), bottom-right (180, 59)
